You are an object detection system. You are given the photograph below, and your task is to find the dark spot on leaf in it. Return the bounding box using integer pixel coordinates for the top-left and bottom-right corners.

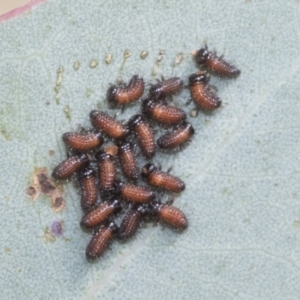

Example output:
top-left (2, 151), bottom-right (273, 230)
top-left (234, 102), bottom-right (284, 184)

top-left (51, 220), bottom-right (64, 237)
top-left (53, 196), bottom-right (63, 207)
top-left (26, 186), bottom-right (36, 197)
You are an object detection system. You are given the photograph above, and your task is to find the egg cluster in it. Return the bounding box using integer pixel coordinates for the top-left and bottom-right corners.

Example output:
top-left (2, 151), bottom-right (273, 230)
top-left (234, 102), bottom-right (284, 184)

top-left (51, 46), bottom-right (240, 261)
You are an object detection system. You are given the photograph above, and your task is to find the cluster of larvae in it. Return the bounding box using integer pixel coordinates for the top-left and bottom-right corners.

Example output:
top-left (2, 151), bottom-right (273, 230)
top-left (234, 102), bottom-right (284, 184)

top-left (51, 46), bottom-right (240, 260)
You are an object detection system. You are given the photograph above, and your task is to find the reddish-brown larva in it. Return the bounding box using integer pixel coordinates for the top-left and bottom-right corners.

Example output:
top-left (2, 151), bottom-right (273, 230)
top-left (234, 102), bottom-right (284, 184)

top-left (62, 131), bottom-right (103, 151)
top-left (52, 154), bottom-right (89, 180)
top-left (188, 72), bottom-right (221, 111)
top-left (117, 142), bottom-right (139, 180)
top-left (128, 114), bottom-right (155, 158)
top-left (80, 200), bottom-right (121, 229)
top-left (142, 98), bottom-right (186, 126)
top-left (157, 121), bottom-right (194, 150)
top-left (79, 167), bottom-right (98, 212)
top-left (119, 206), bottom-right (146, 240)
top-left (153, 203), bottom-right (188, 230)
top-left (86, 222), bottom-right (118, 260)
top-left (194, 46), bottom-right (240, 77)
top-left (149, 77), bottom-right (183, 100)
top-left (95, 151), bottom-right (116, 192)
top-left (141, 163), bottom-right (185, 193)
top-left (90, 110), bottom-right (129, 140)
top-left (114, 181), bottom-right (155, 203)
top-left (107, 75), bottom-right (144, 106)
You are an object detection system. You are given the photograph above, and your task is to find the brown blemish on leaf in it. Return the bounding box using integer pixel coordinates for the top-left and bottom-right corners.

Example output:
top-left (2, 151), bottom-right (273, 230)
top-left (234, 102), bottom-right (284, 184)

top-left (48, 150), bottom-right (55, 156)
top-left (5, 247), bottom-right (11, 254)
top-left (25, 186), bottom-right (37, 200)
top-left (104, 145), bottom-right (118, 156)
top-left (37, 173), bottom-right (56, 195)
top-left (51, 196), bottom-right (65, 213)
top-left (25, 168), bottom-right (64, 213)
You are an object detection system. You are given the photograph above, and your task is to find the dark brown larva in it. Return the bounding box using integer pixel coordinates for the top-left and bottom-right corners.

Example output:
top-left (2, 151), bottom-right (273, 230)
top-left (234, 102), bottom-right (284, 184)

top-left (95, 151), bottom-right (116, 192)
top-left (62, 131), bottom-right (103, 152)
top-left (157, 121), bottom-right (194, 150)
top-left (119, 206), bottom-right (146, 239)
top-left (117, 142), bottom-right (139, 180)
top-left (153, 203), bottom-right (188, 230)
top-left (79, 168), bottom-right (98, 212)
top-left (142, 98), bottom-right (186, 126)
top-left (141, 163), bottom-right (185, 193)
top-left (90, 110), bottom-right (129, 140)
top-left (86, 222), bottom-right (118, 260)
top-left (128, 114), bottom-right (155, 158)
top-left (80, 200), bottom-right (121, 229)
top-left (188, 72), bottom-right (221, 111)
top-left (194, 46), bottom-right (240, 77)
top-left (107, 75), bottom-right (144, 106)
top-left (149, 77), bottom-right (183, 100)
top-left (114, 181), bottom-right (155, 203)
top-left (52, 154), bottom-right (89, 180)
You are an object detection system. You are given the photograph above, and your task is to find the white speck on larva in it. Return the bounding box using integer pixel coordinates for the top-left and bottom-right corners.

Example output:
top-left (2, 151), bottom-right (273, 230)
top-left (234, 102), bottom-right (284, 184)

top-left (90, 59), bottom-right (98, 68)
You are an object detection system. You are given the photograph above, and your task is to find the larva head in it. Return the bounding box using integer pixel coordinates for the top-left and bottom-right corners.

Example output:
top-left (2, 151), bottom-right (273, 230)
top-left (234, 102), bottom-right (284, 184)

top-left (177, 121), bottom-right (195, 137)
top-left (95, 150), bottom-right (111, 162)
top-left (111, 199), bottom-right (122, 213)
top-left (188, 72), bottom-right (209, 85)
top-left (195, 48), bottom-right (209, 65)
top-left (113, 180), bottom-right (124, 195)
top-left (107, 221), bottom-right (119, 234)
top-left (128, 114), bottom-right (144, 129)
top-left (141, 163), bottom-right (156, 178)
top-left (117, 142), bottom-right (132, 154)
top-left (106, 85), bottom-right (118, 104)
top-left (149, 82), bottom-right (163, 99)
top-left (141, 98), bottom-right (155, 115)
top-left (79, 167), bottom-right (95, 179)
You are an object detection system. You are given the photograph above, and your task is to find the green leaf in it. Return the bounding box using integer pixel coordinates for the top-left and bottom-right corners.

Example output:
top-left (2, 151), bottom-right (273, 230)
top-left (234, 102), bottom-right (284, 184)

top-left (1, 1), bottom-right (300, 299)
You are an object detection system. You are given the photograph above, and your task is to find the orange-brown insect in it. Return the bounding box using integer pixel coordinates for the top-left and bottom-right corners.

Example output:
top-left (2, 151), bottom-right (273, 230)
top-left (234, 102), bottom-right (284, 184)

top-left (157, 122), bottom-right (194, 150)
top-left (79, 167), bottom-right (98, 212)
top-left (189, 72), bottom-right (221, 111)
top-left (107, 75), bottom-right (144, 106)
top-left (95, 151), bottom-right (116, 192)
top-left (119, 205), bottom-right (147, 239)
top-left (114, 181), bottom-right (155, 203)
top-left (153, 203), bottom-right (188, 230)
top-left (128, 114), bottom-right (155, 158)
top-left (149, 77), bottom-right (183, 100)
top-left (52, 154), bottom-right (89, 180)
top-left (80, 200), bottom-right (121, 229)
top-left (141, 163), bottom-right (185, 193)
top-left (86, 221), bottom-right (118, 260)
top-left (62, 131), bottom-right (103, 152)
top-left (142, 98), bottom-right (186, 126)
top-left (117, 142), bottom-right (139, 180)
top-left (90, 110), bottom-right (129, 140)
top-left (194, 46), bottom-right (240, 77)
